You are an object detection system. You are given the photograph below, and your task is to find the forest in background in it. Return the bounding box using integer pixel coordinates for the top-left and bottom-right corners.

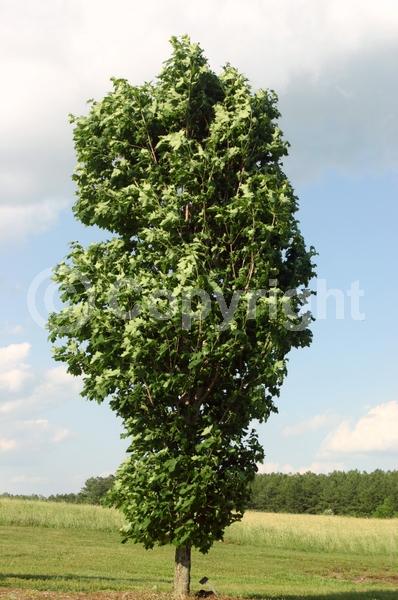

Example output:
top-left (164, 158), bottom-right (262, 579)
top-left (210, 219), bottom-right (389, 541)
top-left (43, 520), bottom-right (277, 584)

top-left (2, 470), bottom-right (398, 518)
top-left (248, 470), bottom-right (398, 517)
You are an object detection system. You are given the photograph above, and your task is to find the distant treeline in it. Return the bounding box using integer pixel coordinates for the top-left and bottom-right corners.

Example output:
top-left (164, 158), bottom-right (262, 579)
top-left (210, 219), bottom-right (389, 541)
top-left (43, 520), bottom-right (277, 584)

top-left (0, 475), bottom-right (114, 506)
top-left (2, 470), bottom-right (398, 518)
top-left (248, 470), bottom-right (398, 517)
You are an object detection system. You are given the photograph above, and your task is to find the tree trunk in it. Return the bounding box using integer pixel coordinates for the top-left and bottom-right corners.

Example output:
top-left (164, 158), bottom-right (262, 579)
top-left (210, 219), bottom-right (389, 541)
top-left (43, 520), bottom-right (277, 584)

top-left (174, 543), bottom-right (191, 598)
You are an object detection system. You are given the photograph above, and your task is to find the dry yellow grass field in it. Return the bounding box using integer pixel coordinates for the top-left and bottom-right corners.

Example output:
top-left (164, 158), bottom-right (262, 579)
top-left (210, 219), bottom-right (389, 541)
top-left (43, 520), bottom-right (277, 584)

top-left (225, 510), bottom-right (398, 554)
top-left (1, 499), bottom-right (398, 597)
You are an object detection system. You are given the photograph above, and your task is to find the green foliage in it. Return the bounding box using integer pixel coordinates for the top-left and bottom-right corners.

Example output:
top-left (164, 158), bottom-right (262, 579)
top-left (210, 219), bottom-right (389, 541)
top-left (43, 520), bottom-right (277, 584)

top-left (79, 475), bottom-right (115, 505)
top-left (249, 470), bottom-right (398, 517)
top-left (373, 496), bottom-right (396, 519)
top-left (47, 493), bottom-right (81, 504)
top-left (48, 35), bottom-right (315, 554)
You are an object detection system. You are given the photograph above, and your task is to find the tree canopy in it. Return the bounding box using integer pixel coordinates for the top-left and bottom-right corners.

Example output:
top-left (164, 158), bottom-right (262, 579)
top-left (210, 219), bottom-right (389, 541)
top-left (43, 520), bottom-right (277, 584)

top-left (48, 35), bottom-right (315, 594)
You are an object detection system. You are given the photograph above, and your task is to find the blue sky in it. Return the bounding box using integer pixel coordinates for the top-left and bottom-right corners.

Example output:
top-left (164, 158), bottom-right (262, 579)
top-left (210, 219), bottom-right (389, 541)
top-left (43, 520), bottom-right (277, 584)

top-left (1, 0), bottom-right (398, 494)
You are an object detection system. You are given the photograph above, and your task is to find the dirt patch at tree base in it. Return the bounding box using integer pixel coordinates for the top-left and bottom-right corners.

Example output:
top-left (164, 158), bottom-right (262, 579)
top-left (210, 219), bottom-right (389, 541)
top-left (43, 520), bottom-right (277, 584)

top-left (353, 575), bottom-right (398, 585)
top-left (0, 591), bottom-right (172, 600)
top-left (328, 570), bottom-right (398, 586)
top-left (0, 591), bottom-right (228, 600)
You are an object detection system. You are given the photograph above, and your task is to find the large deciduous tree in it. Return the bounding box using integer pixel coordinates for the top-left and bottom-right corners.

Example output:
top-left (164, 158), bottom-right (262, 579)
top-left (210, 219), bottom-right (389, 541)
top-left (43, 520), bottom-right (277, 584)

top-left (48, 36), bottom-right (315, 597)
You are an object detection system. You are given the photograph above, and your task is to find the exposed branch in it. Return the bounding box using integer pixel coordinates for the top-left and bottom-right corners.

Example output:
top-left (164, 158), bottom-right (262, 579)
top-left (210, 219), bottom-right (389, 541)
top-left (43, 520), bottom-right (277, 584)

top-left (196, 370), bottom-right (219, 404)
top-left (244, 252), bottom-right (255, 291)
top-left (139, 108), bottom-right (158, 164)
top-left (143, 383), bottom-right (154, 406)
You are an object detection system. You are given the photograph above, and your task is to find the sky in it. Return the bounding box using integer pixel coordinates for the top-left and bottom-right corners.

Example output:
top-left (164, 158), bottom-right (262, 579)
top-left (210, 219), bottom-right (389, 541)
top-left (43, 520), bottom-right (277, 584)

top-left (1, 0), bottom-right (398, 494)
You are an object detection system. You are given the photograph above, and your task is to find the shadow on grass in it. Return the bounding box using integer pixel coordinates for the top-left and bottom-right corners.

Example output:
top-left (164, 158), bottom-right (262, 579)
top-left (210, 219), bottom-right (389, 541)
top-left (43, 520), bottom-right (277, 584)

top-left (0, 577), bottom-right (397, 599)
top-left (0, 572), bottom-right (170, 585)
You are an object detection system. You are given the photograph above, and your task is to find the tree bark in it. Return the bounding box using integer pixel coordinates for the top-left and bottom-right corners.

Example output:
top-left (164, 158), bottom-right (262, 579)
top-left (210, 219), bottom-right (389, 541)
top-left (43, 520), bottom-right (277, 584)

top-left (174, 543), bottom-right (191, 598)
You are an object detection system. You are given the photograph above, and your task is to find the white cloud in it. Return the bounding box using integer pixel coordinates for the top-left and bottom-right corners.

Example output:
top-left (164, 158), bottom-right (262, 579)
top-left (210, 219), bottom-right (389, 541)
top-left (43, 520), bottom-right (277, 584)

top-left (0, 438), bottom-right (17, 452)
top-left (0, 342), bottom-right (30, 368)
top-left (257, 460), bottom-right (344, 474)
top-left (0, 342), bottom-right (78, 456)
top-left (257, 462), bottom-right (295, 474)
top-left (0, 387), bottom-right (75, 475)
top-left (0, 417), bottom-right (73, 457)
top-left (18, 419), bottom-right (50, 430)
top-left (1, 0), bottom-right (398, 241)
top-left (51, 428), bottom-right (72, 444)
top-left (41, 366), bottom-right (76, 388)
top-left (283, 414), bottom-right (334, 437)
top-left (11, 325), bottom-right (24, 335)
top-left (0, 324), bottom-right (24, 336)
top-left (14, 419), bottom-right (73, 447)
top-left (0, 342), bottom-right (31, 392)
top-left (298, 461), bottom-right (345, 474)
top-left (322, 401), bottom-right (398, 455)
top-left (0, 200), bottom-right (68, 244)
top-left (0, 366), bottom-right (80, 415)
top-left (0, 368), bottom-right (31, 392)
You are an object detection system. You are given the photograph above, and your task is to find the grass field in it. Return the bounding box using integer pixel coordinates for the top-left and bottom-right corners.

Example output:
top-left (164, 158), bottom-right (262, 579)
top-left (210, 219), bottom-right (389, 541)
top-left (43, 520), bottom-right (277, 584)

top-left (1, 499), bottom-right (398, 599)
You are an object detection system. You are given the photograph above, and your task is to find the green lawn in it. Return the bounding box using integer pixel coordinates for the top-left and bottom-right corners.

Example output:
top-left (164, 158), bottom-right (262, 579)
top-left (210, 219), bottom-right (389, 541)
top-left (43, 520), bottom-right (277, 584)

top-left (0, 500), bottom-right (398, 598)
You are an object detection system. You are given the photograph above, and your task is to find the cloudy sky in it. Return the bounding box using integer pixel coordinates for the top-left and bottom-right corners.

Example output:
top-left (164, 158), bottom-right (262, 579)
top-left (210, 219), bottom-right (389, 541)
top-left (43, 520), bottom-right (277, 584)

top-left (1, 0), bottom-right (398, 494)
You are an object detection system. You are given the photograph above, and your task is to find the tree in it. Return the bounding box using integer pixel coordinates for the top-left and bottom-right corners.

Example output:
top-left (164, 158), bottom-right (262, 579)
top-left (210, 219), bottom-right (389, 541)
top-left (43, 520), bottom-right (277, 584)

top-left (79, 475), bottom-right (115, 505)
top-left (373, 496), bottom-right (396, 519)
top-left (48, 36), bottom-right (315, 597)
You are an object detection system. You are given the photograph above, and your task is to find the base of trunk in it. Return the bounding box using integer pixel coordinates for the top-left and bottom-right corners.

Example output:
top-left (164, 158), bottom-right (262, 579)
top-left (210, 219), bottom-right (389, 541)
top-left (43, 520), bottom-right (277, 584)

top-left (174, 543), bottom-right (191, 598)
